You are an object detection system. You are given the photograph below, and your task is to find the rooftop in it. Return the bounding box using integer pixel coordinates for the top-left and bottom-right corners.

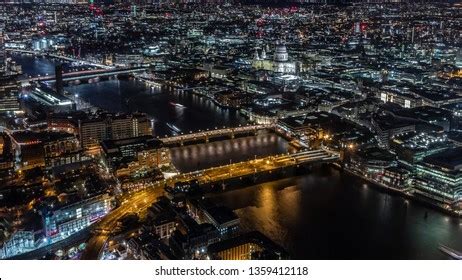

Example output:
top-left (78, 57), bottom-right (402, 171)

top-left (423, 147), bottom-right (462, 171)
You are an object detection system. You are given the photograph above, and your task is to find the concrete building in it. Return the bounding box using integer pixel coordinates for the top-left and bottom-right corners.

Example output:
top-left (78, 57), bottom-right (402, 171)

top-left (41, 193), bottom-right (114, 239)
top-left (101, 135), bottom-right (170, 178)
top-left (78, 113), bottom-right (152, 150)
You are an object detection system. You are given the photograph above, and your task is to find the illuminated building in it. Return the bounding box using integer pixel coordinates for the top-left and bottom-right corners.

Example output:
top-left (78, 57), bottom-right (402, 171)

top-left (0, 133), bottom-right (14, 181)
top-left (114, 54), bottom-right (143, 67)
top-left (10, 131), bottom-right (84, 171)
top-left (252, 42), bottom-right (297, 74)
top-left (32, 38), bottom-right (55, 51)
top-left (242, 108), bottom-right (277, 125)
top-left (147, 197), bottom-right (178, 240)
top-left (187, 199), bottom-right (239, 237)
top-left (372, 114), bottom-right (416, 148)
top-left (0, 73), bottom-right (20, 113)
top-left (43, 135), bottom-right (85, 170)
top-left (207, 231), bottom-right (288, 260)
top-left (456, 49), bottom-right (462, 69)
top-left (47, 111), bottom-right (87, 135)
top-left (10, 131), bottom-right (46, 170)
top-left (101, 135), bottom-right (170, 178)
top-left (0, 231), bottom-right (36, 259)
top-left (414, 148), bottom-right (462, 206)
top-left (349, 147), bottom-right (396, 178)
top-left (390, 132), bottom-right (454, 164)
top-left (131, 5), bottom-right (137, 18)
top-left (379, 89), bottom-right (422, 109)
top-left (28, 87), bottom-right (75, 112)
top-left (187, 28), bottom-right (203, 38)
top-left (169, 219), bottom-right (220, 258)
top-left (41, 193), bottom-right (114, 239)
top-left (78, 113), bottom-right (152, 150)
top-left (395, 106), bottom-right (453, 132)
top-left (380, 166), bottom-right (411, 190)
top-left (127, 231), bottom-right (175, 260)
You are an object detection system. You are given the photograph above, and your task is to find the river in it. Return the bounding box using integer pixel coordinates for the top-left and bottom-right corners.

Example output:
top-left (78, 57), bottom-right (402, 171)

top-left (14, 53), bottom-right (462, 259)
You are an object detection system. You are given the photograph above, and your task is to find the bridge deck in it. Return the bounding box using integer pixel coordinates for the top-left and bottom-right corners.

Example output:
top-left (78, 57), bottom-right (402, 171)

top-left (170, 149), bottom-right (338, 185)
top-left (21, 67), bottom-right (147, 83)
top-left (160, 124), bottom-right (273, 144)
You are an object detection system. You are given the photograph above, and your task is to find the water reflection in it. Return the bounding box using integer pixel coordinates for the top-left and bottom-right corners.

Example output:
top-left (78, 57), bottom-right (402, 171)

top-left (209, 166), bottom-right (462, 260)
top-left (171, 132), bottom-right (292, 172)
top-left (65, 79), bottom-right (247, 136)
top-left (12, 53), bottom-right (89, 78)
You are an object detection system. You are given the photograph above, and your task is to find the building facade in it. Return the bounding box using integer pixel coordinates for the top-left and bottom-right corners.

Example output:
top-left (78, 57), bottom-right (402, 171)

top-left (78, 113), bottom-right (152, 150)
top-left (414, 148), bottom-right (462, 206)
top-left (252, 43), bottom-right (297, 74)
top-left (41, 193), bottom-right (114, 239)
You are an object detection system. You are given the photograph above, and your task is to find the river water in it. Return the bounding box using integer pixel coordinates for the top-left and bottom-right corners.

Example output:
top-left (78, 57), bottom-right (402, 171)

top-left (14, 53), bottom-right (462, 259)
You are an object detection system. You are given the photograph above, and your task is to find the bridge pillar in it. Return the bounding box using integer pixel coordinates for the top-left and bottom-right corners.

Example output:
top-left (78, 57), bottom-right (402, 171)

top-left (205, 135), bottom-right (209, 143)
top-left (230, 130), bottom-right (235, 139)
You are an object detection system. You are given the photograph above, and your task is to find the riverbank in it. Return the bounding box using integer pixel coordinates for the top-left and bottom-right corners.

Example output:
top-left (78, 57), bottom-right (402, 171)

top-left (334, 163), bottom-right (461, 218)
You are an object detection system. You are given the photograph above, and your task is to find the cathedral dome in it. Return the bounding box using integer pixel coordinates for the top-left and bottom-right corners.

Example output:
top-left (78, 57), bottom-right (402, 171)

top-left (274, 43), bottom-right (289, 62)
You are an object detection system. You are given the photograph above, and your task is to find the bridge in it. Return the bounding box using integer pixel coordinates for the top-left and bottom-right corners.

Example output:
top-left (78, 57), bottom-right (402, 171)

top-left (7, 48), bottom-right (112, 69)
top-left (21, 67), bottom-right (148, 83)
top-left (171, 149), bottom-right (339, 185)
top-left (81, 149), bottom-right (339, 259)
top-left (160, 124), bottom-right (273, 145)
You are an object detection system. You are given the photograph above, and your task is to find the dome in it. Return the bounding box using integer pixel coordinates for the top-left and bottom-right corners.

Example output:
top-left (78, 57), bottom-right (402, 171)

top-left (274, 43), bottom-right (289, 62)
top-left (275, 44), bottom-right (287, 54)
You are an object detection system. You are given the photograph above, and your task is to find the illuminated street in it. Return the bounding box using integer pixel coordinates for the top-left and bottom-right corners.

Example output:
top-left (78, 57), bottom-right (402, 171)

top-left (82, 188), bottom-right (165, 259)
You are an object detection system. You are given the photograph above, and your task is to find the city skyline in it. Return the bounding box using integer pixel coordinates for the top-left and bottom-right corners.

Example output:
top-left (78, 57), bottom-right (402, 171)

top-left (0, 1), bottom-right (461, 261)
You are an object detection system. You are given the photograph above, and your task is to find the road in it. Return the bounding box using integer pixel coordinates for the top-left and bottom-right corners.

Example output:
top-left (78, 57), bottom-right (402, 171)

top-left (80, 187), bottom-right (165, 260)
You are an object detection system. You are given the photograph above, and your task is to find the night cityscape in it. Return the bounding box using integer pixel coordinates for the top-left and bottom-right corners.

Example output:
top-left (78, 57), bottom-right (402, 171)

top-left (0, 0), bottom-right (461, 261)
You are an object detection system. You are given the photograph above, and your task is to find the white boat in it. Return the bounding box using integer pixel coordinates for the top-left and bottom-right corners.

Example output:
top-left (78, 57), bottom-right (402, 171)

top-left (170, 102), bottom-right (186, 109)
top-left (166, 123), bottom-right (181, 134)
top-left (439, 244), bottom-right (462, 260)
